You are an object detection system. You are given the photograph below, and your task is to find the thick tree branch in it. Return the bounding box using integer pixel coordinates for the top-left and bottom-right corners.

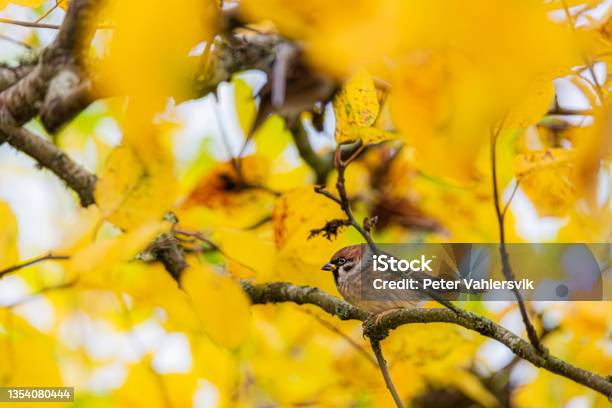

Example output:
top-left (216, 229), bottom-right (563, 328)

top-left (0, 0), bottom-right (100, 127)
top-left (244, 281), bottom-right (612, 399)
top-left (0, 2), bottom-right (337, 208)
top-left (144, 232), bottom-right (188, 283)
top-left (40, 67), bottom-right (93, 133)
top-left (0, 62), bottom-right (36, 92)
top-left (0, 0), bottom-right (100, 206)
top-left (0, 125), bottom-right (96, 206)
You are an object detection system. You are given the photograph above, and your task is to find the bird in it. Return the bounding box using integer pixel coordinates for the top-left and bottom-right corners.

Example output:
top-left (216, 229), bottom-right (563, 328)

top-left (321, 244), bottom-right (475, 314)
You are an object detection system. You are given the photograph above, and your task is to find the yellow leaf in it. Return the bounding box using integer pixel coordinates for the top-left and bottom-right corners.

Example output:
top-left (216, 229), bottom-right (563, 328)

top-left (272, 187), bottom-right (348, 290)
top-left (54, 205), bottom-right (102, 254)
top-left (574, 105), bottom-right (612, 206)
top-left (333, 68), bottom-right (380, 143)
top-left (273, 187), bottom-right (345, 250)
top-left (181, 265), bottom-right (251, 348)
top-left (254, 115), bottom-right (292, 161)
top-left (514, 148), bottom-right (573, 178)
top-left (244, 0), bottom-right (577, 181)
top-left (0, 201), bottom-right (18, 270)
top-left (179, 155), bottom-right (274, 229)
top-left (95, 144), bottom-right (177, 230)
top-left (115, 364), bottom-right (198, 408)
top-left (0, 315), bottom-right (62, 387)
top-left (213, 228), bottom-right (275, 280)
top-left (514, 149), bottom-right (575, 216)
top-left (9, 0), bottom-right (46, 6)
top-left (191, 336), bottom-right (238, 405)
top-left (69, 221), bottom-right (168, 280)
top-left (234, 78), bottom-right (257, 136)
top-left (355, 126), bottom-right (395, 145)
top-left (98, 0), bottom-right (213, 104)
top-left (390, 51), bottom-right (489, 182)
top-left (504, 79), bottom-right (554, 128)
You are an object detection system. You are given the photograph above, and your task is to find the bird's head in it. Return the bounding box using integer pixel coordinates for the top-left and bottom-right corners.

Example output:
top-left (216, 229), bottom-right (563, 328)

top-left (321, 244), bottom-right (365, 282)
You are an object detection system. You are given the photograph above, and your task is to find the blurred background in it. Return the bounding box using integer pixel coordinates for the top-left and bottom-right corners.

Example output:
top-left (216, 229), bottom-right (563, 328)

top-left (0, 1), bottom-right (610, 407)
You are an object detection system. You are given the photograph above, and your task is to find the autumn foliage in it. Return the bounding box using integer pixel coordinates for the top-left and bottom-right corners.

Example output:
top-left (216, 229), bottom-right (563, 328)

top-left (0, 0), bottom-right (610, 407)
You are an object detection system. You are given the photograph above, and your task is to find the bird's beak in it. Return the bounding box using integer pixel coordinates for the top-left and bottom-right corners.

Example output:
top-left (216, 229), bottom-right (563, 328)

top-left (321, 262), bottom-right (336, 271)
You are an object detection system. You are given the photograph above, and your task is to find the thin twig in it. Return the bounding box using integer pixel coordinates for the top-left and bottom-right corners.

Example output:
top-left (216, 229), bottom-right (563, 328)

top-left (245, 215), bottom-right (272, 230)
top-left (314, 185), bottom-right (342, 205)
top-left (332, 145), bottom-right (377, 252)
top-left (370, 338), bottom-right (405, 408)
top-left (0, 17), bottom-right (61, 29)
top-left (0, 253), bottom-right (69, 278)
top-left (546, 106), bottom-right (593, 116)
top-left (502, 179), bottom-right (521, 219)
top-left (35, 2), bottom-right (63, 23)
top-left (490, 124), bottom-right (544, 354)
top-left (0, 34), bottom-right (32, 49)
top-left (0, 17), bottom-right (112, 30)
top-left (172, 227), bottom-right (258, 275)
top-left (172, 227), bottom-right (222, 251)
top-left (3, 279), bottom-right (77, 308)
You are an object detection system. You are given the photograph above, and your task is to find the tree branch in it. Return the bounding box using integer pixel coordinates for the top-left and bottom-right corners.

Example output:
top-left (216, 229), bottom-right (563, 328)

top-left (3, 246), bottom-right (611, 399)
top-left (0, 253), bottom-right (69, 278)
top-left (329, 143), bottom-right (378, 252)
top-left (0, 62), bottom-right (36, 92)
top-left (291, 120), bottom-right (333, 185)
top-left (40, 67), bottom-right (93, 133)
top-left (0, 0), bottom-right (100, 206)
top-left (0, 18), bottom-right (61, 30)
top-left (0, 6), bottom-right (330, 203)
top-left (490, 125), bottom-right (544, 354)
top-left (0, 125), bottom-right (96, 206)
top-left (370, 338), bottom-right (405, 408)
top-left (194, 32), bottom-right (283, 97)
top-left (244, 281), bottom-right (612, 399)
top-left (144, 232), bottom-right (188, 283)
top-left (0, 0), bottom-right (100, 127)
top-left (315, 142), bottom-right (462, 405)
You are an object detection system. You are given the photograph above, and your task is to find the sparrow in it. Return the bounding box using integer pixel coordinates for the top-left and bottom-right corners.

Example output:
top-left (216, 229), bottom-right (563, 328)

top-left (321, 244), bottom-right (473, 314)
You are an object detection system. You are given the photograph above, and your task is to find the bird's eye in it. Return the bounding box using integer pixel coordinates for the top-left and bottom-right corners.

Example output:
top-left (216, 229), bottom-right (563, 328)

top-left (337, 258), bottom-right (346, 265)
